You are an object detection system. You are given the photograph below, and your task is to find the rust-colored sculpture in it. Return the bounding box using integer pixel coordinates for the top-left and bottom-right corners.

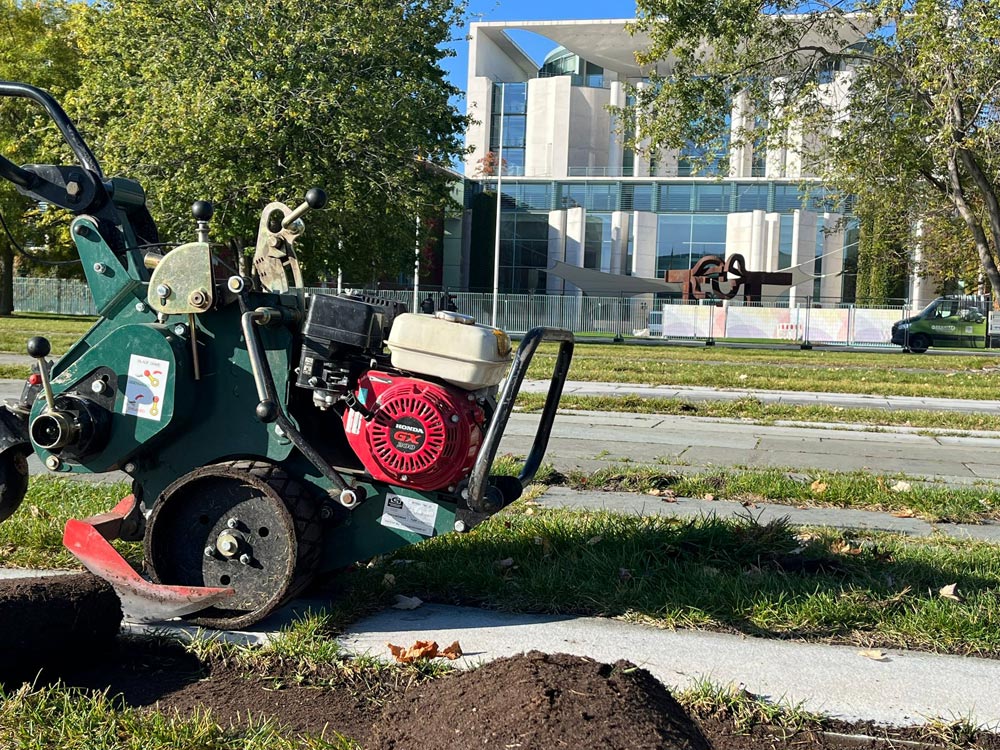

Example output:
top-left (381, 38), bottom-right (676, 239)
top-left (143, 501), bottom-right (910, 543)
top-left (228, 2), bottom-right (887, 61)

top-left (665, 254), bottom-right (793, 302)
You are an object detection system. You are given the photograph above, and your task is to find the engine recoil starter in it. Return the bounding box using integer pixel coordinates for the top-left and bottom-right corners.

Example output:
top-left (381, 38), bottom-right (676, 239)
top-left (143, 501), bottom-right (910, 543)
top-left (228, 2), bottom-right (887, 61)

top-left (343, 371), bottom-right (484, 491)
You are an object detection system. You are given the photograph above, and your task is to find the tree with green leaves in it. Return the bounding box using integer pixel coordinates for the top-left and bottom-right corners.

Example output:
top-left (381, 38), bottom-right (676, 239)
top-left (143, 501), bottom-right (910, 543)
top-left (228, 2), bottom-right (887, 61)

top-left (0, 0), bottom-right (81, 315)
top-left (624, 0), bottom-right (1000, 298)
top-left (67, 0), bottom-right (467, 282)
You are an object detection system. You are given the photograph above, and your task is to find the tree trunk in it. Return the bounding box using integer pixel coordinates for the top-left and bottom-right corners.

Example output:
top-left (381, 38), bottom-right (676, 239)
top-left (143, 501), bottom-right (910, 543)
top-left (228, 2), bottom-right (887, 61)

top-left (946, 154), bottom-right (1000, 298)
top-left (0, 243), bottom-right (14, 316)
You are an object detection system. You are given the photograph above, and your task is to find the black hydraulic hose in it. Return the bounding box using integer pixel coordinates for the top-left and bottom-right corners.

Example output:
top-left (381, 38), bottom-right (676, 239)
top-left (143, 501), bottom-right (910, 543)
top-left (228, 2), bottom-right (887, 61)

top-left (240, 308), bottom-right (357, 503)
top-left (0, 153), bottom-right (37, 189)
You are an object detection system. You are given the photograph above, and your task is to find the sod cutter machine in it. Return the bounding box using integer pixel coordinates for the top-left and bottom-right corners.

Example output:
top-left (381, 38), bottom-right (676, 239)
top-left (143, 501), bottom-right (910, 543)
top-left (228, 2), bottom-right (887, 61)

top-left (0, 81), bottom-right (574, 628)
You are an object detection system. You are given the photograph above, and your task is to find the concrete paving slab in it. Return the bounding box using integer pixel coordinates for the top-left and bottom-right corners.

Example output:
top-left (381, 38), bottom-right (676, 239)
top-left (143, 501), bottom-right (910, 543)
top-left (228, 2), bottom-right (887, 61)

top-left (338, 603), bottom-right (1000, 728)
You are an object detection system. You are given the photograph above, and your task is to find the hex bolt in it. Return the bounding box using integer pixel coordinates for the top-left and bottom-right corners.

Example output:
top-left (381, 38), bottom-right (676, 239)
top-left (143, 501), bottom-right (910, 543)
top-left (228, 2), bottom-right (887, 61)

top-left (450, 414), bottom-right (460, 423)
top-left (226, 517), bottom-right (240, 529)
top-left (135, 302), bottom-right (148, 313)
top-left (204, 546), bottom-right (215, 558)
top-left (66, 180), bottom-right (81, 198)
top-left (173, 323), bottom-right (188, 336)
top-left (45, 455), bottom-right (61, 471)
top-left (239, 553), bottom-right (252, 566)
top-left (93, 262), bottom-right (107, 275)
top-left (454, 520), bottom-right (467, 533)
top-left (123, 462), bottom-right (137, 474)
top-left (90, 380), bottom-right (106, 395)
top-left (155, 283), bottom-right (171, 299)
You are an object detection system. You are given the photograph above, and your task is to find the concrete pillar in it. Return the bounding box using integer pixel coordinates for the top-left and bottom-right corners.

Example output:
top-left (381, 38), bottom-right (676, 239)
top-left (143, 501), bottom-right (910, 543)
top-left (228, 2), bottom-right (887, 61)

top-left (607, 80), bottom-right (624, 176)
top-left (819, 212), bottom-right (845, 302)
top-left (564, 206), bottom-right (586, 294)
top-left (790, 210), bottom-right (817, 308)
top-left (610, 211), bottom-right (628, 275)
top-left (546, 209), bottom-right (567, 294)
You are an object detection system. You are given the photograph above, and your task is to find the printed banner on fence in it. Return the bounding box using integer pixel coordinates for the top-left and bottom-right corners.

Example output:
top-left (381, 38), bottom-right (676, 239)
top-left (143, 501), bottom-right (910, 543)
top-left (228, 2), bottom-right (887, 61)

top-left (724, 307), bottom-right (793, 340)
top-left (851, 309), bottom-right (899, 344)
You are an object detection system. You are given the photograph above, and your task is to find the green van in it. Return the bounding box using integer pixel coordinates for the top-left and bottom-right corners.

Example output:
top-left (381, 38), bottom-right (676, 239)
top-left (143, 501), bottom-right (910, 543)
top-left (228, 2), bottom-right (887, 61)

top-left (891, 296), bottom-right (990, 353)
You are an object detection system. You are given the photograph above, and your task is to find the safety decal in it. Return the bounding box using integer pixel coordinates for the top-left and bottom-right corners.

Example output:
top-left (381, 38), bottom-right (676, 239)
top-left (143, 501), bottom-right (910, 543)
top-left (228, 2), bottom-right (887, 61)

top-left (123, 354), bottom-right (169, 422)
top-left (379, 493), bottom-right (438, 537)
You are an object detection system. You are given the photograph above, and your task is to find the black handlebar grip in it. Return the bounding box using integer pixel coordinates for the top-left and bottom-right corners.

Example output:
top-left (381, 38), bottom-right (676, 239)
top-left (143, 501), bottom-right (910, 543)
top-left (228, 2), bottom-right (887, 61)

top-left (305, 188), bottom-right (328, 210)
top-left (26, 336), bottom-right (51, 359)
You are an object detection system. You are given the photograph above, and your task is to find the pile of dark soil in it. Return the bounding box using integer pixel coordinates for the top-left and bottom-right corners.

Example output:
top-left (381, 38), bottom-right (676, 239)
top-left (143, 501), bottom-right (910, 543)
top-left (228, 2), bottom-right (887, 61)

top-left (370, 650), bottom-right (710, 750)
top-left (0, 573), bottom-right (121, 684)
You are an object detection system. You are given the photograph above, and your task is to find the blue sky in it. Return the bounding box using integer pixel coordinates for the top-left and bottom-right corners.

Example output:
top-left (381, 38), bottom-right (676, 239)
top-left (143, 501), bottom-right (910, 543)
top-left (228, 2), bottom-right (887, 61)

top-left (441, 1), bottom-right (638, 101)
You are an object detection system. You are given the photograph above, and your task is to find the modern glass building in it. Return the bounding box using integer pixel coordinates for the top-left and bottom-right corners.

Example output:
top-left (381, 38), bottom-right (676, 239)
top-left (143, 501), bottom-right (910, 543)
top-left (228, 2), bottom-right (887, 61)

top-left (458, 19), bottom-right (864, 304)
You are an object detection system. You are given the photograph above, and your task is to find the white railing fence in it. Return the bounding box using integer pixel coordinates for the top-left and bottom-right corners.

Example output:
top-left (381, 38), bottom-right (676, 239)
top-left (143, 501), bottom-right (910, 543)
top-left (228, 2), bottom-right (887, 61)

top-left (13, 276), bottom-right (909, 347)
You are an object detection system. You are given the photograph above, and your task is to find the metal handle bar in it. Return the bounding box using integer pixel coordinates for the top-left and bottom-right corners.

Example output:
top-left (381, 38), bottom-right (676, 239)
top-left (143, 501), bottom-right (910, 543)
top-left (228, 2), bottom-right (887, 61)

top-left (466, 326), bottom-right (574, 513)
top-left (0, 80), bottom-right (103, 177)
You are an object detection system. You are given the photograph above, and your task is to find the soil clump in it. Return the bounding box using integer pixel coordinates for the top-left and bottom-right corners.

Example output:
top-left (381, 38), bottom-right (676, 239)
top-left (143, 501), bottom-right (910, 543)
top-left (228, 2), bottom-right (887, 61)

top-left (371, 650), bottom-right (710, 749)
top-left (0, 573), bottom-right (121, 684)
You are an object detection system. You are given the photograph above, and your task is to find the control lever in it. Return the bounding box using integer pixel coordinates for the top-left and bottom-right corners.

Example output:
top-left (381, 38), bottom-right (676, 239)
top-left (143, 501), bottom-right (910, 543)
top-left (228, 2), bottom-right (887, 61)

top-left (26, 336), bottom-right (56, 413)
top-left (281, 188), bottom-right (328, 229)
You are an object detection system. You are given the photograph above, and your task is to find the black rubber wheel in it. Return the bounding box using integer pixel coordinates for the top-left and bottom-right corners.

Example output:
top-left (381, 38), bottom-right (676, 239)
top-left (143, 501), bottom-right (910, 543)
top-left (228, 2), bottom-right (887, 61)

top-left (143, 460), bottom-right (321, 629)
top-left (0, 449), bottom-right (29, 525)
top-left (908, 333), bottom-right (930, 354)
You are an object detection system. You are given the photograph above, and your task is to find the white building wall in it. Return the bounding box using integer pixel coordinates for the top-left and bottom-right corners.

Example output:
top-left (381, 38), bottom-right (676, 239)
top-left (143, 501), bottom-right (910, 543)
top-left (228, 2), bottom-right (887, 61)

top-left (632, 211), bottom-right (658, 279)
top-left (525, 77), bottom-right (571, 178)
top-left (819, 213), bottom-right (845, 300)
top-left (568, 86), bottom-right (612, 173)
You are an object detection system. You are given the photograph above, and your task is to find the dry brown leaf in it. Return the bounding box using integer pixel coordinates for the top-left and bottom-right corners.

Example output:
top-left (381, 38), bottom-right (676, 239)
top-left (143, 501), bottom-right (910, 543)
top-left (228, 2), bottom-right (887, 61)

top-left (832, 540), bottom-right (862, 556)
top-left (939, 583), bottom-right (963, 602)
top-left (391, 594), bottom-right (424, 610)
top-left (890, 508), bottom-right (916, 518)
top-left (858, 649), bottom-right (889, 662)
top-left (440, 641), bottom-right (463, 660)
top-left (890, 480), bottom-right (912, 493)
top-left (386, 640), bottom-right (440, 663)
top-left (741, 499), bottom-right (758, 509)
top-left (810, 480), bottom-right (828, 495)
top-left (524, 507), bottom-right (535, 516)
top-left (703, 493), bottom-right (716, 502)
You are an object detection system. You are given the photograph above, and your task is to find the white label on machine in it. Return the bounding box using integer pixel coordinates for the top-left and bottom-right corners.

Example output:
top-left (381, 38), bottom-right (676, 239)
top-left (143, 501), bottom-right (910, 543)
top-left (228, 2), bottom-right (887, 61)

top-left (123, 354), bottom-right (169, 421)
top-left (380, 493), bottom-right (438, 537)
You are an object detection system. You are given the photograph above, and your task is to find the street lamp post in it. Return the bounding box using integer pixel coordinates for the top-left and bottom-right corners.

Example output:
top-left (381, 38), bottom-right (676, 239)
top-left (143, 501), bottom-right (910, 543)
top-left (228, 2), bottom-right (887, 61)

top-left (491, 82), bottom-right (505, 328)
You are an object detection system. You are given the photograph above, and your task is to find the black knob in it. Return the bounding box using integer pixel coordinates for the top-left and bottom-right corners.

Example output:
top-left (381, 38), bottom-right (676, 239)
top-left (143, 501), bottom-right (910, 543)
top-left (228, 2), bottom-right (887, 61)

top-left (305, 188), bottom-right (327, 210)
top-left (27, 336), bottom-right (50, 359)
top-left (192, 200), bottom-right (214, 221)
top-left (255, 400), bottom-right (278, 423)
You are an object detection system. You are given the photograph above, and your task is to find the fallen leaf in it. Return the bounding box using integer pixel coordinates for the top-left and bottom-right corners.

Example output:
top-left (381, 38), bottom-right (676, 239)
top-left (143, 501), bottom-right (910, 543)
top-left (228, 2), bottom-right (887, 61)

top-left (890, 480), bottom-right (912, 493)
top-left (28, 505), bottom-right (49, 519)
top-left (495, 557), bottom-right (515, 569)
top-left (386, 640), bottom-right (440, 663)
top-left (832, 540), bottom-right (862, 556)
top-left (810, 480), bottom-right (828, 495)
top-left (858, 649), bottom-right (889, 662)
top-left (939, 583), bottom-right (963, 602)
top-left (890, 508), bottom-right (916, 518)
top-left (703, 493), bottom-right (716, 502)
top-left (391, 594), bottom-right (423, 610)
top-left (524, 507), bottom-right (535, 516)
top-left (740, 499), bottom-right (758, 509)
top-left (440, 641), bottom-right (463, 660)
top-left (586, 536), bottom-right (603, 546)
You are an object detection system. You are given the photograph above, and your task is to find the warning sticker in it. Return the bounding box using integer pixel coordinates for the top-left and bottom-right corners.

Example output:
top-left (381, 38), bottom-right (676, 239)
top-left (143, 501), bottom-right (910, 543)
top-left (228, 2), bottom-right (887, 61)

top-left (379, 493), bottom-right (439, 537)
top-left (123, 354), bottom-right (169, 421)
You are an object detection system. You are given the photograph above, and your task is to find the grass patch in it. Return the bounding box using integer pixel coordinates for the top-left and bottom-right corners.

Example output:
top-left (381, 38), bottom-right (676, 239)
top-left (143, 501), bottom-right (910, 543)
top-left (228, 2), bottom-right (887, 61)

top-left (518, 392), bottom-right (1000, 433)
top-left (525, 342), bottom-right (1000, 399)
top-left (0, 476), bottom-right (134, 568)
top-left (0, 313), bottom-right (95, 356)
top-left (361, 507), bottom-right (1000, 657)
top-left (677, 678), bottom-right (823, 736)
top-left (556, 463), bottom-right (1000, 524)
top-left (0, 682), bottom-right (357, 749)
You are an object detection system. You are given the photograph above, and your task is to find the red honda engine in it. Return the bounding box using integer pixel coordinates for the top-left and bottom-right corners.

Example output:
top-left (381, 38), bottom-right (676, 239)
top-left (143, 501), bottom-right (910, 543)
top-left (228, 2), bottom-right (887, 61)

top-left (343, 371), bottom-right (485, 491)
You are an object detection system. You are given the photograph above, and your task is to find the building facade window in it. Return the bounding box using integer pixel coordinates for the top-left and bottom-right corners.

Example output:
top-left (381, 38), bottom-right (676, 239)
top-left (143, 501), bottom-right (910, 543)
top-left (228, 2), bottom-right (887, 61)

top-left (490, 83), bottom-right (528, 176)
